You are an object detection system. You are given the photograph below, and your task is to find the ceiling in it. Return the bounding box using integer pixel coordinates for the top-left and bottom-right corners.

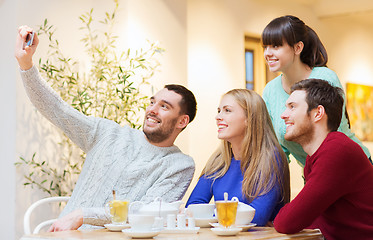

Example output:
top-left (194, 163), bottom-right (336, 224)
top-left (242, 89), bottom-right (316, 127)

top-left (291, 0), bottom-right (373, 22)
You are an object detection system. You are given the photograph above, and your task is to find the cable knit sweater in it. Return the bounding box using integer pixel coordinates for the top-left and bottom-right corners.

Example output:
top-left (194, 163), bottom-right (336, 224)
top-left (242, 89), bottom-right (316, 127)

top-left (20, 66), bottom-right (195, 227)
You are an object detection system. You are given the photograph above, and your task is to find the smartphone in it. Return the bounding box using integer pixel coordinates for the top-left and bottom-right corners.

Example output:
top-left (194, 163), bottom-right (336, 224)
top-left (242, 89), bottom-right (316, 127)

top-left (26, 32), bottom-right (35, 47)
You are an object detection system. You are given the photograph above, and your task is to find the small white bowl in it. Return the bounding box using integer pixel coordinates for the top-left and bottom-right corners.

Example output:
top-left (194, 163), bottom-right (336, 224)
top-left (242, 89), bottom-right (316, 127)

top-left (236, 203), bottom-right (255, 225)
top-left (187, 203), bottom-right (215, 219)
top-left (194, 217), bottom-right (218, 228)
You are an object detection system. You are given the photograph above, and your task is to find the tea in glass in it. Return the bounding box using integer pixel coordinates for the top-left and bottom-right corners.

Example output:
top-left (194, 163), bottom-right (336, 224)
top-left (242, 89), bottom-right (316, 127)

top-left (107, 200), bottom-right (129, 224)
top-left (215, 201), bottom-right (238, 228)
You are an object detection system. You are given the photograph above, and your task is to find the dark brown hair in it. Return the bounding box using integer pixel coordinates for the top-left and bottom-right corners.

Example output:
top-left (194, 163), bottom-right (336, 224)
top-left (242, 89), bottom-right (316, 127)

top-left (291, 79), bottom-right (344, 132)
top-left (262, 15), bottom-right (328, 68)
top-left (164, 84), bottom-right (197, 123)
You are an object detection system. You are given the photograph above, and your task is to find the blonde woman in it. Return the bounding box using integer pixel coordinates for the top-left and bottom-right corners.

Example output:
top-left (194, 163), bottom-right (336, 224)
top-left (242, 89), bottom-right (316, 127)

top-left (186, 89), bottom-right (290, 226)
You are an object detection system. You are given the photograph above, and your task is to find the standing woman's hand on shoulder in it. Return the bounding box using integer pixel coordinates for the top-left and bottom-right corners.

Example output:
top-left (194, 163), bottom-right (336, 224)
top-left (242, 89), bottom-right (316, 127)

top-left (15, 25), bottom-right (39, 71)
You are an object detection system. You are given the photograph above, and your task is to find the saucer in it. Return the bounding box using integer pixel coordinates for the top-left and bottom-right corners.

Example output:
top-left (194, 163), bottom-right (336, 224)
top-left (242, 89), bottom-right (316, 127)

top-left (104, 223), bottom-right (130, 231)
top-left (211, 227), bottom-right (242, 236)
top-left (162, 227), bottom-right (200, 234)
top-left (209, 223), bottom-right (256, 231)
top-left (194, 217), bottom-right (218, 228)
top-left (122, 228), bottom-right (160, 238)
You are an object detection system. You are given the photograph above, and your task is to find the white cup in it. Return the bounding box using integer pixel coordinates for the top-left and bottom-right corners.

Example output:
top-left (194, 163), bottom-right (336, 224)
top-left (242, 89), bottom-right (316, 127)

top-left (128, 214), bottom-right (155, 231)
top-left (187, 203), bottom-right (215, 219)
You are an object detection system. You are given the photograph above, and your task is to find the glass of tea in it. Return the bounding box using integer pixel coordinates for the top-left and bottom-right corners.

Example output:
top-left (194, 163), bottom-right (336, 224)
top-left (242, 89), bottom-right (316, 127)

top-left (215, 200), bottom-right (238, 228)
top-left (105, 199), bottom-right (129, 224)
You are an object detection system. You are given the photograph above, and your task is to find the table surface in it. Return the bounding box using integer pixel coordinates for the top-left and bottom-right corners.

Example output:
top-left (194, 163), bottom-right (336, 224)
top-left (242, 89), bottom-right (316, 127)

top-left (21, 227), bottom-right (323, 240)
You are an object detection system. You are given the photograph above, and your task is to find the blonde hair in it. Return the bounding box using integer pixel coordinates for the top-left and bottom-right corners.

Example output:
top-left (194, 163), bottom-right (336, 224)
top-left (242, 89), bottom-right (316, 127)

top-left (202, 89), bottom-right (290, 203)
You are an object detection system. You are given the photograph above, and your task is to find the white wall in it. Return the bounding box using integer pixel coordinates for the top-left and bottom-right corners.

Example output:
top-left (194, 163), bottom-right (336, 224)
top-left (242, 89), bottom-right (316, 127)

top-left (186, 0), bottom-right (247, 200)
top-left (125, 0), bottom-right (189, 151)
top-left (0, 0), bottom-right (17, 239)
top-left (321, 16), bottom-right (373, 86)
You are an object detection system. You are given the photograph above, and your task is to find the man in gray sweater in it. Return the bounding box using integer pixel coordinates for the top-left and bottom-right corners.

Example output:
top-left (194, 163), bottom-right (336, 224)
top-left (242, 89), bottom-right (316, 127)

top-left (16, 26), bottom-right (196, 231)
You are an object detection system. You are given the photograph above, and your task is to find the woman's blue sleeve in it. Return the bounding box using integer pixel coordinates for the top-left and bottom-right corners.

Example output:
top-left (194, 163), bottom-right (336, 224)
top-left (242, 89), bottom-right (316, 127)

top-left (185, 175), bottom-right (214, 207)
top-left (249, 185), bottom-right (281, 226)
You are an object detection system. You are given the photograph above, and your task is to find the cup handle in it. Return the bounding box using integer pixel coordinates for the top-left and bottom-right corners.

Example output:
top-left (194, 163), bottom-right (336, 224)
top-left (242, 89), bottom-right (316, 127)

top-left (104, 202), bottom-right (112, 219)
top-left (231, 197), bottom-right (239, 202)
top-left (154, 196), bottom-right (162, 202)
top-left (129, 201), bottom-right (143, 214)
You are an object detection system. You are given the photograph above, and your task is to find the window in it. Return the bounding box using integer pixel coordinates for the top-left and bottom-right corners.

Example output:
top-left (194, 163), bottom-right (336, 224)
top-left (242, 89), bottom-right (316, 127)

top-left (245, 50), bottom-right (254, 90)
top-left (244, 35), bottom-right (278, 94)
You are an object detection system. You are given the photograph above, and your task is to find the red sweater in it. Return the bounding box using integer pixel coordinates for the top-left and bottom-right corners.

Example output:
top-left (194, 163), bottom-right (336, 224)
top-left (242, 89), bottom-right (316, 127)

top-left (274, 132), bottom-right (373, 240)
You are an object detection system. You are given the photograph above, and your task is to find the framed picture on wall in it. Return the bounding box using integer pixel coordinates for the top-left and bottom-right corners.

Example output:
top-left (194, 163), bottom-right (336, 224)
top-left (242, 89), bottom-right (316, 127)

top-left (346, 83), bottom-right (373, 141)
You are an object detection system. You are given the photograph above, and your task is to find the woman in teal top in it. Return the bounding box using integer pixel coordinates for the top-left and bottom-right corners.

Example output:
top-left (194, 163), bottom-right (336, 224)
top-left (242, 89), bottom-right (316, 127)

top-left (261, 15), bottom-right (371, 167)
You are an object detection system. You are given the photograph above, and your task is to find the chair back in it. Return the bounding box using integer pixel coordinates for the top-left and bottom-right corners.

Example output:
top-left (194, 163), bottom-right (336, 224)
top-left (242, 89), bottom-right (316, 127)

top-left (24, 196), bottom-right (70, 234)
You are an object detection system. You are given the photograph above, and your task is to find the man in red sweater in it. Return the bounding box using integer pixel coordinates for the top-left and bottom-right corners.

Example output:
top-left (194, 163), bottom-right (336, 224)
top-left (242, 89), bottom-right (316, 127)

top-left (274, 79), bottom-right (373, 239)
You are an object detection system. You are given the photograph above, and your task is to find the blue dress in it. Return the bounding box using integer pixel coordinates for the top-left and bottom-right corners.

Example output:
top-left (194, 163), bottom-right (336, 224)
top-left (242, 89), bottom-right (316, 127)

top-left (186, 156), bottom-right (284, 226)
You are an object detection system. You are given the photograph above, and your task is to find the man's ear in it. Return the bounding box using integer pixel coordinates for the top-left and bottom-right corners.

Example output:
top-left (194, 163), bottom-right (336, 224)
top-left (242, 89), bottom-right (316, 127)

top-left (177, 115), bottom-right (190, 129)
top-left (313, 105), bottom-right (325, 123)
top-left (294, 41), bottom-right (304, 55)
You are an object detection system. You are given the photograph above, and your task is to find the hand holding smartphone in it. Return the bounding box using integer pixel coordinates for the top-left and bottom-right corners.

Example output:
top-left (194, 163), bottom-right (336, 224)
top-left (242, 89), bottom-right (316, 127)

top-left (26, 31), bottom-right (35, 47)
